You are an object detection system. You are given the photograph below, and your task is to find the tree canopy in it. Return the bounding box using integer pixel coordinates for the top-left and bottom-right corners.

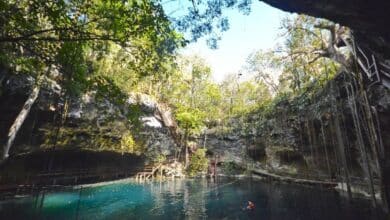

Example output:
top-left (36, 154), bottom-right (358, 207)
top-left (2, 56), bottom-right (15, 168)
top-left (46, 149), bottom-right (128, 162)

top-left (0, 1), bottom-right (351, 161)
top-left (0, 0), bottom-right (183, 93)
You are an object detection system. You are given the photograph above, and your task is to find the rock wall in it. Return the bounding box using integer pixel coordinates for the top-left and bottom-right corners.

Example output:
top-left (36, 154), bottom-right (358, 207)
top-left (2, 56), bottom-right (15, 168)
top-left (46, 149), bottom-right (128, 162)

top-left (0, 74), bottom-right (178, 164)
top-left (202, 71), bottom-right (390, 204)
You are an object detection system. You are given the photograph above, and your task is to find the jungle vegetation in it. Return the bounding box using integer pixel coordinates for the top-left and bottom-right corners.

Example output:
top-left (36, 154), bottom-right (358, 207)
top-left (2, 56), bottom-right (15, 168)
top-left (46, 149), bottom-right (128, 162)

top-left (0, 0), bottom-right (347, 165)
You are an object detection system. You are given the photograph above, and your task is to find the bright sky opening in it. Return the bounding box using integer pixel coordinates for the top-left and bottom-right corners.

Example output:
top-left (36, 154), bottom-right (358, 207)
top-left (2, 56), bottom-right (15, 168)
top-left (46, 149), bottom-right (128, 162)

top-left (176, 2), bottom-right (292, 82)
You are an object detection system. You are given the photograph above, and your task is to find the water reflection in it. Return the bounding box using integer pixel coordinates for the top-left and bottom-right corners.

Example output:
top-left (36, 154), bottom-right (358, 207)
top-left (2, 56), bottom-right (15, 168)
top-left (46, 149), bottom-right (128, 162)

top-left (0, 177), bottom-right (386, 220)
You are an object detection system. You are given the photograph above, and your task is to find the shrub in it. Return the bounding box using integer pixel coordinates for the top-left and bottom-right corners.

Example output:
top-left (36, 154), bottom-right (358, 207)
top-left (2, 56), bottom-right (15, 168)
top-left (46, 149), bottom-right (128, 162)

top-left (120, 132), bottom-right (143, 155)
top-left (154, 154), bottom-right (166, 164)
top-left (188, 148), bottom-right (209, 176)
top-left (221, 161), bottom-right (245, 175)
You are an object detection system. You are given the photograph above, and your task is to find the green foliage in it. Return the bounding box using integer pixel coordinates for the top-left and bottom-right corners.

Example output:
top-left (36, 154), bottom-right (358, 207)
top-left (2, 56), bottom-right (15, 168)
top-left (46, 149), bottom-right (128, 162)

top-left (244, 15), bottom-right (342, 98)
top-left (162, 55), bottom-right (224, 131)
top-left (255, 92), bottom-right (291, 118)
top-left (233, 15), bottom-right (346, 132)
top-left (0, 0), bottom-right (187, 159)
top-left (221, 161), bottom-right (245, 175)
top-left (168, 0), bottom-right (252, 48)
top-left (246, 49), bottom-right (281, 93)
top-left (126, 104), bottom-right (143, 130)
top-left (154, 154), bottom-right (167, 164)
top-left (0, 0), bottom-right (183, 99)
top-left (120, 132), bottom-right (144, 155)
top-left (277, 15), bottom-right (340, 93)
top-left (188, 148), bottom-right (209, 176)
top-left (160, 54), bottom-right (273, 135)
top-left (58, 42), bottom-right (89, 96)
top-left (0, 0), bottom-right (350, 161)
top-left (220, 73), bottom-right (272, 118)
top-left (88, 75), bottom-right (127, 105)
top-left (176, 108), bottom-right (205, 135)
top-left (0, 0), bottom-right (181, 48)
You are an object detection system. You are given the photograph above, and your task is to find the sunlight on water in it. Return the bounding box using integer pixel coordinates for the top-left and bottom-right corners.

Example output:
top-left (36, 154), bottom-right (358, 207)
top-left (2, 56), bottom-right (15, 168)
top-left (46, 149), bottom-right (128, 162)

top-left (0, 178), bottom-right (386, 220)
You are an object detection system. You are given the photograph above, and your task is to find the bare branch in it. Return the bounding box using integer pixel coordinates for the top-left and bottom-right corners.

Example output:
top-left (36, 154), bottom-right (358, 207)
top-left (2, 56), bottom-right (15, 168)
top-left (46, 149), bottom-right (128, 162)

top-left (308, 55), bottom-right (324, 65)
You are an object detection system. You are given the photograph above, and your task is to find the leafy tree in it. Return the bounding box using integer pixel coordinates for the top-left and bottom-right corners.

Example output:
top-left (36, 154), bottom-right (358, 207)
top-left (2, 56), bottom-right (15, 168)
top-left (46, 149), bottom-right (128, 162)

top-left (162, 55), bottom-right (222, 121)
top-left (277, 15), bottom-right (348, 93)
top-left (169, 0), bottom-right (252, 48)
top-left (0, 0), bottom-right (182, 160)
top-left (220, 73), bottom-right (271, 117)
top-left (121, 132), bottom-right (143, 155)
top-left (244, 15), bottom-right (348, 95)
top-left (188, 148), bottom-right (209, 176)
top-left (176, 108), bottom-right (205, 134)
top-left (0, 0), bottom-right (178, 46)
top-left (176, 107), bottom-right (205, 168)
top-left (246, 49), bottom-right (281, 93)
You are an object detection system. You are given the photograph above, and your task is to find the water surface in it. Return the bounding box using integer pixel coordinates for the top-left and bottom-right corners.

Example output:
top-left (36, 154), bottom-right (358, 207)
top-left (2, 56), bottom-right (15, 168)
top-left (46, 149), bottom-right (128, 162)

top-left (0, 178), bottom-right (385, 219)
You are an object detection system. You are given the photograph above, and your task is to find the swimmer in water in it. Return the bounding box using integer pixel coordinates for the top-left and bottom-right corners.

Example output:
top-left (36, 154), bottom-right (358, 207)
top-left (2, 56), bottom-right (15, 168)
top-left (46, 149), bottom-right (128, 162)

top-left (242, 201), bottom-right (255, 211)
top-left (247, 201), bottom-right (255, 210)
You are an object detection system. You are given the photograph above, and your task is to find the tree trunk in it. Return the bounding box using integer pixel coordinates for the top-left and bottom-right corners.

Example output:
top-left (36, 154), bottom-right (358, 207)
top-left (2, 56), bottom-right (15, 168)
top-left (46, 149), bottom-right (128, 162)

top-left (185, 143), bottom-right (189, 169)
top-left (2, 75), bottom-right (43, 160)
top-left (184, 130), bottom-right (189, 169)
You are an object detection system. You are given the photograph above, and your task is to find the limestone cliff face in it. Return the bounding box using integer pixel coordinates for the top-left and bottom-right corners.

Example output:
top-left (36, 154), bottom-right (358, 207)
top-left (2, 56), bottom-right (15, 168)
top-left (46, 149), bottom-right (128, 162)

top-left (201, 71), bottom-right (390, 199)
top-left (260, 1), bottom-right (390, 206)
top-left (0, 74), bottom-right (178, 163)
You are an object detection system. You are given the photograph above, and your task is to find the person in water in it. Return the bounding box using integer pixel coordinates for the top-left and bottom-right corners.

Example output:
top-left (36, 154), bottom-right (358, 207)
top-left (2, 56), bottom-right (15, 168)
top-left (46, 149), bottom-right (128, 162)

top-left (246, 201), bottom-right (255, 211)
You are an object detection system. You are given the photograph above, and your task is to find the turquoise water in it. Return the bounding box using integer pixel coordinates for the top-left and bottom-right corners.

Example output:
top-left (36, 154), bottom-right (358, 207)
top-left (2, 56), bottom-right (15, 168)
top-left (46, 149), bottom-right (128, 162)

top-left (0, 178), bottom-right (386, 219)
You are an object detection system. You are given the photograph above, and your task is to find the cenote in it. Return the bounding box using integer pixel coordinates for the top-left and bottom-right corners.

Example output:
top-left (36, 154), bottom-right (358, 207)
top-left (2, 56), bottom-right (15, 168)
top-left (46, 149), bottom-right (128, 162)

top-left (1, 0), bottom-right (390, 219)
top-left (0, 178), bottom-right (386, 220)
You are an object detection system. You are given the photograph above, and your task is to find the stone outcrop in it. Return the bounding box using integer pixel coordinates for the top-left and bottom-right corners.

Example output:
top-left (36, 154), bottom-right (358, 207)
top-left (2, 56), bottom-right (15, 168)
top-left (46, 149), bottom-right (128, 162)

top-left (201, 71), bottom-right (390, 205)
top-left (0, 74), bottom-right (178, 163)
top-left (260, 0), bottom-right (390, 57)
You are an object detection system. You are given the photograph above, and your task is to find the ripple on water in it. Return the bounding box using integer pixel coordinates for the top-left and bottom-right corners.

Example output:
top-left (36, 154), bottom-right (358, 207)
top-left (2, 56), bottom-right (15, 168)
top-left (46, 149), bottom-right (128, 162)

top-left (0, 178), bottom-right (387, 220)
